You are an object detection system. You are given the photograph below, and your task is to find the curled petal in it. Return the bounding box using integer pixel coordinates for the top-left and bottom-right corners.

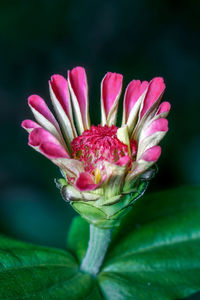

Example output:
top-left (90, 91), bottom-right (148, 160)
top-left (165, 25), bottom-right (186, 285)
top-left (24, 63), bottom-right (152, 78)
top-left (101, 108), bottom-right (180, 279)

top-left (156, 101), bottom-right (171, 118)
top-left (75, 172), bottom-right (98, 191)
top-left (141, 118), bottom-right (168, 139)
top-left (101, 72), bottom-right (123, 126)
top-left (50, 75), bottom-right (72, 119)
top-left (68, 67), bottom-right (90, 134)
top-left (141, 145), bottom-right (161, 162)
top-left (49, 74), bottom-right (77, 146)
top-left (40, 142), bottom-right (69, 159)
top-left (139, 77), bottom-right (166, 119)
top-left (28, 128), bottom-right (69, 159)
top-left (21, 119), bottom-right (40, 133)
top-left (28, 95), bottom-right (57, 125)
top-left (29, 127), bottom-right (60, 147)
top-left (131, 77), bottom-right (166, 141)
top-left (137, 118), bottom-right (168, 158)
top-left (125, 146), bottom-right (161, 184)
top-left (28, 95), bottom-right (62, 142)
top-left (122, 80), bottom-right (148, 133)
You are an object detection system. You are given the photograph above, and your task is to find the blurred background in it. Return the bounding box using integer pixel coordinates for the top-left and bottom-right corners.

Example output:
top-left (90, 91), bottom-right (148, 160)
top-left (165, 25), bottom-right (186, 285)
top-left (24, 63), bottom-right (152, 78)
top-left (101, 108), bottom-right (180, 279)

top-left (0, 1), bottom-right (199, 297)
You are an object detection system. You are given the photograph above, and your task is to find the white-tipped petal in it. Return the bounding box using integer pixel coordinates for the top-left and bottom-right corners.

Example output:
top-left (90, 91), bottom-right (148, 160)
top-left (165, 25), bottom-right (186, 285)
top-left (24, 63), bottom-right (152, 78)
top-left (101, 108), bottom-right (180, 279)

top-left (125, 146), bottom-right (161, 183)
top-left (68, 67), bottom-right (90, 134)
top-left (132, 77), bottom-right (166, 140)
top-left (28, 95), bottom-right (63, 144)
top-left (21, 119), bottom-right (41, 133)
top-left (49, 75), bottom-right (77, 150)
top-left (101, 72), bottom-right (123, 126)
top-left (137, 118), bottom-right (168, 159)
top-left (154, 101), bottom-right (171, 119)
top-left (122, 80), bottom-right (148, 135)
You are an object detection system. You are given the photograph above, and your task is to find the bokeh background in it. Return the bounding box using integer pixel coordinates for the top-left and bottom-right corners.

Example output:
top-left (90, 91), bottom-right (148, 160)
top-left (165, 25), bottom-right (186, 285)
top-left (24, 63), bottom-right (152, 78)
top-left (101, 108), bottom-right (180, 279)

top-left (0, 0), bottom-right (200, 298)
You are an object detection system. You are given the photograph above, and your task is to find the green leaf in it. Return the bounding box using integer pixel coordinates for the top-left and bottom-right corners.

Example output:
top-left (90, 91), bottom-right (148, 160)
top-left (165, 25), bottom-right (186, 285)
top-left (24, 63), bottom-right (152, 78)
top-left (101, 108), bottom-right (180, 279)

top-left (0, 235), bottom-right (102, 299)
top-left (68, 186), bottom-right (200, 300)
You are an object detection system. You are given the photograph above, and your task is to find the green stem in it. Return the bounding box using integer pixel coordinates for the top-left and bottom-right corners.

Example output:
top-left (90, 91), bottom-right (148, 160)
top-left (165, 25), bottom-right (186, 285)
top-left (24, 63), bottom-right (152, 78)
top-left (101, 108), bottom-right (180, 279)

top-left (80, 224), bottom-right (113, 276)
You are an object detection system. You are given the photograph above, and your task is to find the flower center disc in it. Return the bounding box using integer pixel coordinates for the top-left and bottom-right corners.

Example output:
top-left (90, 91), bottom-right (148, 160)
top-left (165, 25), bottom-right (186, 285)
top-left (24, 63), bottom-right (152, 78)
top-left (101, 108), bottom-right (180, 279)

top-left (71, 125), bottom-right (129, 173)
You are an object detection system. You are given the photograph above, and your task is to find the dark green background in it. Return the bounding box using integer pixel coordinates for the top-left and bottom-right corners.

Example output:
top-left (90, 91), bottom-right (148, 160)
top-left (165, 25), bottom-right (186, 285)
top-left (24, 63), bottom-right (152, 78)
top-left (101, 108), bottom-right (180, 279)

top-left (0, 0), bottom-right (199, 298)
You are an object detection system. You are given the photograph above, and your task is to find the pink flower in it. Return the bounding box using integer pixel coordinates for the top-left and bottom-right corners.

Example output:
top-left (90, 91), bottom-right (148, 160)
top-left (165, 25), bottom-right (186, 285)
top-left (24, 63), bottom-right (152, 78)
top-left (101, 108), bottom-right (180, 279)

top-left (22, 67), bottom-right (170, 196)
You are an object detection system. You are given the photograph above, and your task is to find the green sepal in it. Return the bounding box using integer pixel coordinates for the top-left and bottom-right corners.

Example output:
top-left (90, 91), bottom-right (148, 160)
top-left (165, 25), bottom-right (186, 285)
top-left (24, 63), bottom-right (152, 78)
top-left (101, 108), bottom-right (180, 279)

top-left (56, 166), bottom-right (155, 228)
top-left (54, 177), bottom-right (67, 190)
top-left (71, 180), bottom-right (148, 229)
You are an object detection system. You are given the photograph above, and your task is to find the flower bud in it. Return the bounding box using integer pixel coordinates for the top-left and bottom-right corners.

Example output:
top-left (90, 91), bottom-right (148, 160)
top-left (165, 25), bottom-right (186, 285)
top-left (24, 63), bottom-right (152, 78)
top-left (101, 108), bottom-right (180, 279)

top-left (22, 67), bottom-right (170, 228)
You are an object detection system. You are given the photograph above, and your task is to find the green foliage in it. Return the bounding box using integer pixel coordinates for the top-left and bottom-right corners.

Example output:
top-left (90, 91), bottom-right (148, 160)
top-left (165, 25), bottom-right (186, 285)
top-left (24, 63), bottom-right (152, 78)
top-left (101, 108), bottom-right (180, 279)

top-left (1, 186), bottom-right (200, 299)
top-left (0, 235), bottom-right (102, 299)
top-left (99, 186), bottom-right (200, 300)
top-left (69, 186), bottom-right (200, 300)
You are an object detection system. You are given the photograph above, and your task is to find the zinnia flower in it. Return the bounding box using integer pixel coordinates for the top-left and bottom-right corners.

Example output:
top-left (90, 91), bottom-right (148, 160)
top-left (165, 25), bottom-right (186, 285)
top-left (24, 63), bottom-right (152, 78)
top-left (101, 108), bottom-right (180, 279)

top-left (22, 67), bottom-right (170, 227)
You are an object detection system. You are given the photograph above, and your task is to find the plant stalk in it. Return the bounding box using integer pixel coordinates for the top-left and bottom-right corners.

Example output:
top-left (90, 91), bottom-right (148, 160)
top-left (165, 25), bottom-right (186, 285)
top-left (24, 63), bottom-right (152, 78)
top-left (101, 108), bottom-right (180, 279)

top-left (80, 224), bottom-right (113, 276)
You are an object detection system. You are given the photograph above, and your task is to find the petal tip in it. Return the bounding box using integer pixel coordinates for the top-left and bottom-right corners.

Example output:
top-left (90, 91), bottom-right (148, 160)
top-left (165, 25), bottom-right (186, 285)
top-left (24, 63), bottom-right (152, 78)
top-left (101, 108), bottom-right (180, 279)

top-left (141, 146), bottom-right (162, 162)
top-left (75, 172), bottom-right (98, 191)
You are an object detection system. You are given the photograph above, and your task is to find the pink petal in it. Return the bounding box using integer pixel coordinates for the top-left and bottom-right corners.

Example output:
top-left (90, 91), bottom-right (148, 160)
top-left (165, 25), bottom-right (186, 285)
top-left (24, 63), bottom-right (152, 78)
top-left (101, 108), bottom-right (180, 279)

top-left (101, 72), bottom-right (123, 125)
top-left (28, 128), bottom-right (60, 147)
top-left (116, 156), bottom-right (131, 167)
top-left (75, 172), bottom-right (98, 191)
top-left (28, 95), bottom-right (58, 128)
top-left (28, 128), bottom-right (69, 159)
top-left (21, 119), bottom-right (40, 132)
top-left (144, 118), bottom-right (168, 138)
top-left (141, 146), bottom-right (161, 162)
top-left (123, 80), bottom-right (148, 121)
top-left (68, 67), bottom-right (90, 130)
top-left (50, 74), bottom-right (72, 120)
top-left (140, 77), bottom-right (165, 119)
top-left (156, 101), bottom-right (171, 116)
top-left (40, 142), bottom-right (69, 159)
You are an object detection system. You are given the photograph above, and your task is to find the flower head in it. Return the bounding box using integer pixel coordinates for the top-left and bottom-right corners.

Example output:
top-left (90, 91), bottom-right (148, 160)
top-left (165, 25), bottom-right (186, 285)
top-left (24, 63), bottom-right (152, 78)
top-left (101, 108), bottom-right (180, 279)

top-left (22, 67), bottom-right (170, 227)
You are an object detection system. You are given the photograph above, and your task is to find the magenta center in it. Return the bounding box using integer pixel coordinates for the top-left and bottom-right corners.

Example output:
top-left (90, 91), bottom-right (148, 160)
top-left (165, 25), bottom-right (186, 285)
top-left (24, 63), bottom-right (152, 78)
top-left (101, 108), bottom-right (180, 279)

top-left (71, 125), bottom-right (130, 173)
